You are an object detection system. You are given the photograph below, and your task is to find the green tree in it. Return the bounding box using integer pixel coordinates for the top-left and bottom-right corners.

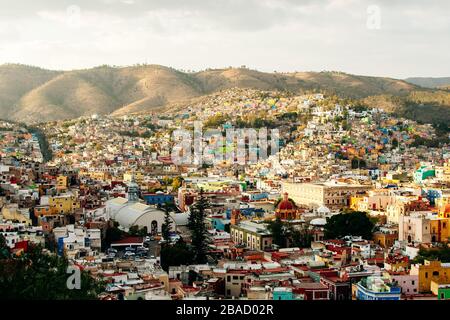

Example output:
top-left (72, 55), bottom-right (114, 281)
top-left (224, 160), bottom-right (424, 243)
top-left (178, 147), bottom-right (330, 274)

top-left (161, 203), bottom-right (173, 241)
top-left (412, 246), bottom-right (450, 264)
top-left (351, 158), bottom-right (366, 169)
top-left (289, 224), bottom-right (313, 248)
top-left (392, 138), bottom-right (399, 148)
top-left (267, 217), bottom-right (287, 247)
top-left (160, 238), bottom-right (193, 271)
top-left (0, 235), bottom-right (9, 259)
top-left (324, 211), bottom-right (375, 240)
top-left (102, 221), bottom-right (125, 249)
top-left (128, 226), bottom-right (148, 237)
top-left (0, 236), bottom-right (104, 300)
top-left (188, 190), bottom-right (211, 264)
top-left (172, 176), bottom-right (183, 192)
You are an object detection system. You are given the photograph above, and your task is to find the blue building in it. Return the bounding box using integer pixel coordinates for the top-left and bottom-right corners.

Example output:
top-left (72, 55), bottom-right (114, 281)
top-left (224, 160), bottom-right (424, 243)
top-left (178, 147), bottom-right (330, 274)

top-left (242, 191), bottom-right (269, 201)
top-left (211, 217), bottom-right (230, 231)
top-left (57, 237), bottom-right (65, 256)
top-left (356, 276), bottom-right (401, 300)
top-left (272, 288), bottom-right (294, 300)
top-left (225, 207), bottom-right (265, 219)
top-left (143, 193), bottom-right (174, 206)
top-left (423, 188), bottom-right (442, 206)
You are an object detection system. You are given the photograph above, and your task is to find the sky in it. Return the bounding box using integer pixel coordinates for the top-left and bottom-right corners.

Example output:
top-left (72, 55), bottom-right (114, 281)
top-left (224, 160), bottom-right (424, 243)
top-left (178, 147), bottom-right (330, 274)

top-left (0, 0), bottom-right (448, 78)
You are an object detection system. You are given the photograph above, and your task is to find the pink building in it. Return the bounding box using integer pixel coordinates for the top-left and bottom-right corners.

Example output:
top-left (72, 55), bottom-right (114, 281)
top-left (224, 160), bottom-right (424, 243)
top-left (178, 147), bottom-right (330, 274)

top-left (387, 272), bottom-right (418, 296)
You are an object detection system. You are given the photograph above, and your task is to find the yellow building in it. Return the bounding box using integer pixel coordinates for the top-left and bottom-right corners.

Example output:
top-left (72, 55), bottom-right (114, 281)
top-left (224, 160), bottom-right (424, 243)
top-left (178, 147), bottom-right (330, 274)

top-left (1, 205), bottom-right (31, 225)
top-left (123, 172), bottom-right (143, 183)
top-left (386, 201), bottom-right (408, 224)
top-left (79, 170), bottom-right (111, 181)
top-left (435, 159), bottom-right (450, 186)
top-left (48, 194), bottom-right (80, 215)
top-left (350, 195), bottom-right (364, 211)
top-left (411, 260), bottom-right (450, 293)
top-left (282, 181), bottom-right (372, 209)
top-left (56, 175), bottom-right (68, 191)
top-left (399, 213), bottom-right (449, 244)
top-left (437, 194), bottom-right (450, 218)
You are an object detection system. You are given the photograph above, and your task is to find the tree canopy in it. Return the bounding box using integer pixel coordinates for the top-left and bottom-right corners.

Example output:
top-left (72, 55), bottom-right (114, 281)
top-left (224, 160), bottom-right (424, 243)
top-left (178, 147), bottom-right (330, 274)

top-left (188, 189), bottom-right (211, 264)
top-left (0, 235), bottom-right (104, 300)
top-left (267, 218), bottom-right (312, 248)
top-left (412, 246), bottom-right (450, 264)
top-left (160, 238), bottom-right (193, 271)
top-left (324, 211), bottom-right (375, 240)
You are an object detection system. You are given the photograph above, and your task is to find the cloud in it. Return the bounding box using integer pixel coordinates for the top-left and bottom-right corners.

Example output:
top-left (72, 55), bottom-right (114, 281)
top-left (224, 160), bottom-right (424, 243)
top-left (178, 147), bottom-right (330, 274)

top-left (0, 0), bottom-right (447, 78)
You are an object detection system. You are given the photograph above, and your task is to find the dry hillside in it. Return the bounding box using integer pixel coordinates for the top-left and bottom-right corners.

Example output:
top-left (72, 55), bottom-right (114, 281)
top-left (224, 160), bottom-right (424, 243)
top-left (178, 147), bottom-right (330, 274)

top-left (0, 63), bottom-right (448, 124)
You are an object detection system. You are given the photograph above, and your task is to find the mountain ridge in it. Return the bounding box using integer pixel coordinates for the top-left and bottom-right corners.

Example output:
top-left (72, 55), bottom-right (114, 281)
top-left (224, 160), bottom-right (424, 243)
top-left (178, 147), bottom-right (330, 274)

top-left (405, 77), bottom-right (450, 89)
top-left (0, 63), bottom-right (448, 124)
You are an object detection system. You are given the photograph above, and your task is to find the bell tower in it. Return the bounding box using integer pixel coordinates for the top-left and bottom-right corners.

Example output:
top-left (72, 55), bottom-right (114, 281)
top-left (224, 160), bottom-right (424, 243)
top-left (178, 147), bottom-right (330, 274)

top-left (127, 175), bottom-right (140, 202)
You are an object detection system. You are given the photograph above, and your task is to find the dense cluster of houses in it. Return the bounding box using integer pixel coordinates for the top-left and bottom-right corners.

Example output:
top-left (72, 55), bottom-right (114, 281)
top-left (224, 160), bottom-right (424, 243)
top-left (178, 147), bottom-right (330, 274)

top-left (1, 90), bottom-right (450, 300)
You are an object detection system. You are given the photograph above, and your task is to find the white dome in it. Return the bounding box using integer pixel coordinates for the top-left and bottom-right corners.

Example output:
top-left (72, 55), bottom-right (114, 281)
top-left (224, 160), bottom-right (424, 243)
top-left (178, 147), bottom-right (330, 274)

top-left (317, 205), bottom-right (331, 214)
top-left (310, 218), bottom-right (327, 226)
top-left (170, 212), bottom-right (189, 226)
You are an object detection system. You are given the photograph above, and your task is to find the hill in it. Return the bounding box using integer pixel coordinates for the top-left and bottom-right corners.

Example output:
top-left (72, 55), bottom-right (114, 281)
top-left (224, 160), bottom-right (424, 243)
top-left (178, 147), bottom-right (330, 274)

top-left (0, 64), bottom-right (61, 120)
top-left (0, 63), bottom-right (448, 124)
top-left (405, 77), bottom-right (450, 89)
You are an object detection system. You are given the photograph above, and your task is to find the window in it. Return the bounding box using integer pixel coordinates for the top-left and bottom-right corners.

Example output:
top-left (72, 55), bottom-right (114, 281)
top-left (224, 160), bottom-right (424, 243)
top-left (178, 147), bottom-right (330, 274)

top-left (425, 272), bottom-right (428, 278)
top-left (433, 271), bottom-right (439, 277)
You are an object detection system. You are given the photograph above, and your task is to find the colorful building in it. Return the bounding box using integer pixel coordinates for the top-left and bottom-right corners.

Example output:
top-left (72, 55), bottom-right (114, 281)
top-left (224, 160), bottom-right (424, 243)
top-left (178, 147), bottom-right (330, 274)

top-left (56, 175), bottom-right (68, 192)
top-left (47, 194), bottom-right (80, 215)
top-left (142, 193), bottom-right (174, 206)
top-left (355, 275), bottom-right (401, 300)
top-left (230, 215), bottom-right (272, 251)
top-left (433, 283), bottom-right (450, 300)
top-left (411, 260), bottom-right (450, 293)
top-left (399, 212), bottom-right (449, 244)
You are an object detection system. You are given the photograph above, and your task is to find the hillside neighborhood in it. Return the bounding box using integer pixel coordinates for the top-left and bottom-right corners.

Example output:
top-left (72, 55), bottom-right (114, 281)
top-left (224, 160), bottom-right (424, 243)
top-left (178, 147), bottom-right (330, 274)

top-left (1, 89), bottom-right (450, 301)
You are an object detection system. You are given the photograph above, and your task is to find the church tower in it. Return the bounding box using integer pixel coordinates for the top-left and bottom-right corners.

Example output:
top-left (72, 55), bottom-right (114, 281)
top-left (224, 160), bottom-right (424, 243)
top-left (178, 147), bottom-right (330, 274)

top-left (127, 175), bottom-right (140, 202)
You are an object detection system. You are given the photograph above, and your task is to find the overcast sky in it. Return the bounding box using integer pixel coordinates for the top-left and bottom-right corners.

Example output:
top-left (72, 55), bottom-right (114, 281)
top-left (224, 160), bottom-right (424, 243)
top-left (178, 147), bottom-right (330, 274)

top-left (0, 0), bottom-right (448, 78)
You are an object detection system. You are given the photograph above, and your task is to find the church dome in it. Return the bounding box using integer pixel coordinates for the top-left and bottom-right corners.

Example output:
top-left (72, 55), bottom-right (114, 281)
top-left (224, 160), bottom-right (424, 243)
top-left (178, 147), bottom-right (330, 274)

top-left (277, 193), bottom-right (295, 211)
top-left (310, 218), bottom-right (327, 226)
top-left (317, 205), bottom-right (331, 214)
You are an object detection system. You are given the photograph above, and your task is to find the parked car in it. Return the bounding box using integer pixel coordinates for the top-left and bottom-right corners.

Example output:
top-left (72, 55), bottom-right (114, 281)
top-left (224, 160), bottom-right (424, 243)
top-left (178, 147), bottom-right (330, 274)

top-left (124, 251), bottom-right (135, 257)
top-left (125, 246), bottom-right (135, 252)
top-left (136, 252), bottom-right (147, 258)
